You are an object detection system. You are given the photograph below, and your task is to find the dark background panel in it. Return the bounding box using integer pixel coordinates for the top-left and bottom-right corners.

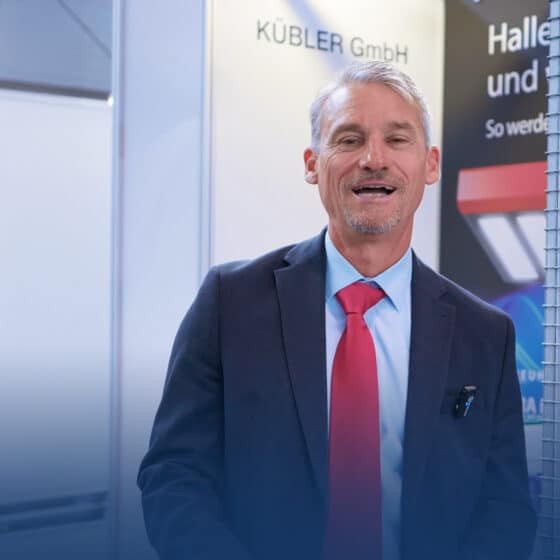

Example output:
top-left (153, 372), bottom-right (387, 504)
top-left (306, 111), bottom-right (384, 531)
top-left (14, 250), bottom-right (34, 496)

top-left (440, 0), bottom-right (547, 300)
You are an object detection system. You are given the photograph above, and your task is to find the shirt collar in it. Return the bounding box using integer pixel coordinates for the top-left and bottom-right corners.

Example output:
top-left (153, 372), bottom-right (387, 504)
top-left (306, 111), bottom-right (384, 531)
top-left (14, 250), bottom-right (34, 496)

top-left (324, 230), bottom-right (412, 312)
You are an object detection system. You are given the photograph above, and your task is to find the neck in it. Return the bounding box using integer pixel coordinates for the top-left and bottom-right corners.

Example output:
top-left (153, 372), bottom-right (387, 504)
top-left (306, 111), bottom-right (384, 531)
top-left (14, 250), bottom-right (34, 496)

top-left (328, 226), bottom-right (411, 277)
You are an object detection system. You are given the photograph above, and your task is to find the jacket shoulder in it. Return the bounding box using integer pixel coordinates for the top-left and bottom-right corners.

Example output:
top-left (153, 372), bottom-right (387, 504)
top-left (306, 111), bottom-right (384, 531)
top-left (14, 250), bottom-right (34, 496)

top-left (212, 243), bottom-right (295, 279)
top-left (414, 257), bottom-right (512, 325)
top-left (209, 231), bottom-right (325, 283)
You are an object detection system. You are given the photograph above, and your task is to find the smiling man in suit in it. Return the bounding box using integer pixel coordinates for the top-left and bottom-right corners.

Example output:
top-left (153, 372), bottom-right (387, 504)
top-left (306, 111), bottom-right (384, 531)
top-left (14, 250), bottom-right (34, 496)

top-left (138, 61), bottom-right (536, 560)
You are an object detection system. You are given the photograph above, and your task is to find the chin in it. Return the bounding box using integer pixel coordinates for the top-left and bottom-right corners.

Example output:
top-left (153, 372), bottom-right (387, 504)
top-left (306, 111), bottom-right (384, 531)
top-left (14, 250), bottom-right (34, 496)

top-left (345, 213), bottom-right (400, 235)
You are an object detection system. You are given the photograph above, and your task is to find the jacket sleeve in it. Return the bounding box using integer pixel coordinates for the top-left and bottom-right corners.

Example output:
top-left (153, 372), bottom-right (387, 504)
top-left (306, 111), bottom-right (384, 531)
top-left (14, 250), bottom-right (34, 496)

top-left (137, 267), bottom-right (253, 560)
top-left (460, 317), bottom-right (537, 560)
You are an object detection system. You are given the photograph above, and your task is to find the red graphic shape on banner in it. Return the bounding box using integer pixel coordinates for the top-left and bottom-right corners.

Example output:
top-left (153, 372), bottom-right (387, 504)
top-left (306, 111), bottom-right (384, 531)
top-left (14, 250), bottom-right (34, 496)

top-left (457, 161), bottom-right (546, 215)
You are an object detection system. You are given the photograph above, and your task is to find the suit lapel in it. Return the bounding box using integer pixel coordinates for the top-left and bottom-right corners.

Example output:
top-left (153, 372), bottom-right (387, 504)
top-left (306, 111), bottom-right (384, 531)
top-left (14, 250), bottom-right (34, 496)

top-left (274, 233), bottom-right (329, 504)
top-left (401, 256), bottom-right (456, 543)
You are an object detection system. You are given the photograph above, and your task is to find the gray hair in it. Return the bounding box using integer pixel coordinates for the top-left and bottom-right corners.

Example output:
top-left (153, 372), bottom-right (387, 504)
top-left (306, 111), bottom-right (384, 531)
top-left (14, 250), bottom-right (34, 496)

top-left (309, 61), bottom-right (432, 151)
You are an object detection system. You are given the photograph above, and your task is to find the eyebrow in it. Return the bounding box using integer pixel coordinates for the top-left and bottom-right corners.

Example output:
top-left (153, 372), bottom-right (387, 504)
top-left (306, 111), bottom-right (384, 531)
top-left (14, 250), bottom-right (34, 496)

top-left (384, 120), bottom-right (417, 134)
top-left (329, 123), bottom-right (365, 140)
top-left (328, 120), bottom-right (418, 141)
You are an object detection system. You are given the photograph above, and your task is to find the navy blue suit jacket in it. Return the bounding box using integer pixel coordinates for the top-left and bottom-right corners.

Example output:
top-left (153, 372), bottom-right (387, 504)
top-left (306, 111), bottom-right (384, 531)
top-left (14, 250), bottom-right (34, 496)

top-left (138, 231), bottom-right (536, 560)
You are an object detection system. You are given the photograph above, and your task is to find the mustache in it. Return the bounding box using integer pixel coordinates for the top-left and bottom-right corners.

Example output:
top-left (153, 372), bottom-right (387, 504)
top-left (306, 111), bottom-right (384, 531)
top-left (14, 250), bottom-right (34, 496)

top-left (347, 171), bottom-right (404, 189)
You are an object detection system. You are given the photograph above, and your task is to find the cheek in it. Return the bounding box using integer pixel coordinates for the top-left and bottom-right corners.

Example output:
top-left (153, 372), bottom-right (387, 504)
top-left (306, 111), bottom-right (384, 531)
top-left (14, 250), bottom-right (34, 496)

top-left (407, 162), bottom-right (431, 192)
top-left (406, 182), bottom-right (426, 212)
top-left (317, 153), bottom-right (357, 205)
top-left (317, 183), bottom-right (332, 212)
top-left (318, 179), bottom-right (343, 218)
top-left (321, 151), bottom-right (352, 177)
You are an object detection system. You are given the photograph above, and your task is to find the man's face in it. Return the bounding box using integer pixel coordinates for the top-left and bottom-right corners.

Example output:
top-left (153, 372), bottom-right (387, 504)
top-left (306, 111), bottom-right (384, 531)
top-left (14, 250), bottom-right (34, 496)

top-left (304, 83), bottom-right (440, 248)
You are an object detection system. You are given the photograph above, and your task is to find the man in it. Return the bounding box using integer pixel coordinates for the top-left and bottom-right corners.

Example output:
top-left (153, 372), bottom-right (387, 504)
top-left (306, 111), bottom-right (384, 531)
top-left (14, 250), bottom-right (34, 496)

top-left (138, 61), bottom-right (536, 560)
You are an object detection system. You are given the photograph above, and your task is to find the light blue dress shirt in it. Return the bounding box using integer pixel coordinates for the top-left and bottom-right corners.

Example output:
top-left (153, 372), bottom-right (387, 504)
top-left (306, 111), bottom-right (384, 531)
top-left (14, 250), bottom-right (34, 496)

top-left (325, 232), bottom-right (412, 560)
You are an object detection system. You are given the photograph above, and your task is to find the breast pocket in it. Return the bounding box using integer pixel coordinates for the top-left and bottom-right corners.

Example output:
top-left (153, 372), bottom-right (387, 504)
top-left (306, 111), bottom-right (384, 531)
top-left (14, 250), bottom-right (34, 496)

top-left (435, 386), bottom-right (491, 476)
top-left (440, 387), bottom-right (486, 416)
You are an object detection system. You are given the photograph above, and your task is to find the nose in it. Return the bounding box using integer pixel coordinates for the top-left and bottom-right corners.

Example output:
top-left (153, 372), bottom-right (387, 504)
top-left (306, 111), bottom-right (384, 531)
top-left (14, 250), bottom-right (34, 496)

top-left (358, 137), bottom-right (387, 170)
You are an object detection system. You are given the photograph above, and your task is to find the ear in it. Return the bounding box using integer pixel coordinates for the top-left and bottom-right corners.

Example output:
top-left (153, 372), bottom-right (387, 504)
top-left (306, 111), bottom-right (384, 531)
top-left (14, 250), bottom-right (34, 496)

top-left (424, 146), bottom-right (440, 186)
top-left (304, 148), bottom-right (319, 184)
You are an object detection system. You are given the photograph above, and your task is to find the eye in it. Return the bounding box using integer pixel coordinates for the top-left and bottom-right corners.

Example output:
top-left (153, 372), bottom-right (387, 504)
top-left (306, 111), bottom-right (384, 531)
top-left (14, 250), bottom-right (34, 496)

top-left (338, 135), bottom-right (362, 146)
top-left (388, 136), bottom-right (410, 146)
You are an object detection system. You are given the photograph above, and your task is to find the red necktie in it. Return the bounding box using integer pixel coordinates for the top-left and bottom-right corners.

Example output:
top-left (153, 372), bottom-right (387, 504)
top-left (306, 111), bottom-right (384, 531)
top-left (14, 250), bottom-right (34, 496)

top-left (324, 281), bottom-right (385, 560)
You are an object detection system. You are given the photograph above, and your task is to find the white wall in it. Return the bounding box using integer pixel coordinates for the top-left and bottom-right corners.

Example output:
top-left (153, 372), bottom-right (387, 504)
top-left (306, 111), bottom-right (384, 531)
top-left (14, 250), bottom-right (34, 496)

top-left (0, 90), bottom-right (112, 560)
top-left (208, 0), bottom-right (444, 268)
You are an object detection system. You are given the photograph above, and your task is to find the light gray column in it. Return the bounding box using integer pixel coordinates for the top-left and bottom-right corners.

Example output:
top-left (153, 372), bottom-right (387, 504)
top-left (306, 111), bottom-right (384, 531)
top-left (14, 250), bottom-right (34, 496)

top-left (110, 1), bottom-right (206, 558)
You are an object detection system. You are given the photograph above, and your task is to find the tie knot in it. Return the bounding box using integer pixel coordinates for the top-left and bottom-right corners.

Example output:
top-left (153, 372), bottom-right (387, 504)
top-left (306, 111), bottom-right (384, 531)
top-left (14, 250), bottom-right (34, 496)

top-left (336, 282), bottom-right (385, 316)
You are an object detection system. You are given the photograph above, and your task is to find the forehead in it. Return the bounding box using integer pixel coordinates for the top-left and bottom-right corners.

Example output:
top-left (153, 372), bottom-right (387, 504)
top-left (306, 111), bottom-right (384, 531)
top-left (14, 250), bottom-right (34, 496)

top-left (320, 82), bottom-right (422, 135)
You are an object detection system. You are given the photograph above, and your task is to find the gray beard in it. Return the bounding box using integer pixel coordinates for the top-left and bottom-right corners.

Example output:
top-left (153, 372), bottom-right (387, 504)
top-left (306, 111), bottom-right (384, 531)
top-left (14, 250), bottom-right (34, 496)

top-left (343, 208), bottom-right (401, 234)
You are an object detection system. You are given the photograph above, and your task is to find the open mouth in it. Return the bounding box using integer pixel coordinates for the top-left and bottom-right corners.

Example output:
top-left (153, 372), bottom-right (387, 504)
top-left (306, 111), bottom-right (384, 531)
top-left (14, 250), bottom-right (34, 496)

top-left (352, 184), bottom-right (396, 196)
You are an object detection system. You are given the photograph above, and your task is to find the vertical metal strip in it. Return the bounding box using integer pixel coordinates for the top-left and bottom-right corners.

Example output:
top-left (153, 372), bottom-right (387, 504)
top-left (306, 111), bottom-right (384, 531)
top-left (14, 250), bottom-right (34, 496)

top-left (108, 0), bottom-right (123, 558)
top-left (199, 0), bottom-right (214, 279)
top-left (542, 2), bottom-right (560, 558)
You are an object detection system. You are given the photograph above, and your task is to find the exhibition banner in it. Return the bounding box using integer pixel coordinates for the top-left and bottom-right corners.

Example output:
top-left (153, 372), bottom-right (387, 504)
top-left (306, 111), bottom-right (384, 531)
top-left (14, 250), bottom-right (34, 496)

top-left (208, 0), bottom-right (444, 267)
top-left (440, 0), bottom-right (549, 478)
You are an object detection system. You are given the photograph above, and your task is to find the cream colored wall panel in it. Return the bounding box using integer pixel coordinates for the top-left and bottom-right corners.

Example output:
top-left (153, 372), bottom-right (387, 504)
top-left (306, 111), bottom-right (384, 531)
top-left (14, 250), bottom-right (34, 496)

top-left (209, 0), bottom-right (445, 268)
